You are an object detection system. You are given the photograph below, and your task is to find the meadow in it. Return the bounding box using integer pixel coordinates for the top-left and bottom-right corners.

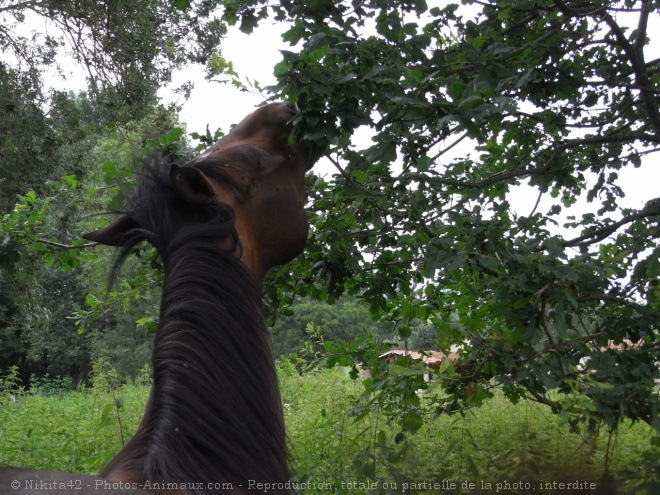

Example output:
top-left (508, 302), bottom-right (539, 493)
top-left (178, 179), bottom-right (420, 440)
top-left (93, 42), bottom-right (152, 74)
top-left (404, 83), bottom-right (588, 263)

top-left (1, 362), bottom-right (658, 495)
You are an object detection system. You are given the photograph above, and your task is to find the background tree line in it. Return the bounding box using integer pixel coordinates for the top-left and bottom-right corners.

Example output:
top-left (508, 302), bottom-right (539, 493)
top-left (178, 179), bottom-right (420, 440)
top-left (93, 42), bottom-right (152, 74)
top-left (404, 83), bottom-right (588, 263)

top-left (0, 0), bottom-right (225, 384)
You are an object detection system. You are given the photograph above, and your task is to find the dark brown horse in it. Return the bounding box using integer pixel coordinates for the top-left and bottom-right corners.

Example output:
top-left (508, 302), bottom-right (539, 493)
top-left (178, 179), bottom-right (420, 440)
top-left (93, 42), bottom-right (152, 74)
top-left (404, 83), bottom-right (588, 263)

top-left (0, 103), bottom-right (316, 494)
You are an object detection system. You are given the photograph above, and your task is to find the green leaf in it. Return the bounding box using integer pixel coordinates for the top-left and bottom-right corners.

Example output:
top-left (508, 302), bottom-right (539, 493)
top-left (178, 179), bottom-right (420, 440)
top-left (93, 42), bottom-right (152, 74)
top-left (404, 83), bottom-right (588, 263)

top-left (274, 60), bottom-right (292, 76)
top-left (388, 364), bottom-right (423, 377)
top-left (351, 170), bottom-right (368, 184)
top-left (172, 0), bottom-right (190, 10)
top-left (458, 95), bottom-right (485, 109)
top-left (403, 413), bottom-right (423, 433)
top-left (102, 161), bottom-right (120, 182)
top-left (397, 325), bottom-right (412, 339)
top-left (61, 175), bottom-right (78, 189)
top-left (158, 127), bottom-right (184, 146)
top-left (282, 25), bottom-right (306, 45)
top-left (497, 7), bottom-right (511, 20)
top-left (447, 81), bottom-right (466, 100)
top-left (96, 403), bottom-right (114, 430)
top-left (239, 9), bottom-right (259, 34)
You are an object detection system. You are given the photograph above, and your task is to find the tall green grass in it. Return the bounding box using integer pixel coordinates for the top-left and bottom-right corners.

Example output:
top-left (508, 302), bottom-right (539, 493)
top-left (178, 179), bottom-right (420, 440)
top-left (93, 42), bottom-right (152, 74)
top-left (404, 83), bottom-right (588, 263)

top-left (1, 365), bottom-right (658, 494)
top-left (279, 367), bottom-right (659, 494)
top-left (1, 360), bottom-right (150, 473)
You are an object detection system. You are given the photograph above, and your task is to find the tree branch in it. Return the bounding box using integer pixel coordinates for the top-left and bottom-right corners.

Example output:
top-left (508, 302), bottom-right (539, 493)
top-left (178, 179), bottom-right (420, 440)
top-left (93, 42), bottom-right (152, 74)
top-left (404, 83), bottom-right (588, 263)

top-left (523, 381), bottom-right (561, 412)
top-left (576, 294), bottom-right (635, 305)
top-left (428, 165), bottom-right (548, 190)
top-left (36, 238), bottom-right (96, 249)
top-left (447, 23), bottom-right (563, 76)
top-left (0, 0), bottom-right (45, 14)
top-left (327, 154), bottom-right (351, 182)
top-left (602, 9), bottom-right (660, 136)
top-left (563, 202), bottom-right (660, 248)
top-left (635, 0), bottom-right (650, 51)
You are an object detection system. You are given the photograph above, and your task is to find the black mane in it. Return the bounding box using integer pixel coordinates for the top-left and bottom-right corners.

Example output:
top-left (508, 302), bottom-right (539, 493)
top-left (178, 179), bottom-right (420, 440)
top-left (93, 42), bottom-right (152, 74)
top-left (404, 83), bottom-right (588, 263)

top-left (101, 163), bottom-right (291, 494)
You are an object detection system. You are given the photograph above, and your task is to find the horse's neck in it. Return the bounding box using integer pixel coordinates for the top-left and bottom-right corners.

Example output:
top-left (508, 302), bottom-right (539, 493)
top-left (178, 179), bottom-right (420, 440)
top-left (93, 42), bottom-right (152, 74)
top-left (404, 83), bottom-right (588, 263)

top-left (101, 245), bottom-right (292, 494)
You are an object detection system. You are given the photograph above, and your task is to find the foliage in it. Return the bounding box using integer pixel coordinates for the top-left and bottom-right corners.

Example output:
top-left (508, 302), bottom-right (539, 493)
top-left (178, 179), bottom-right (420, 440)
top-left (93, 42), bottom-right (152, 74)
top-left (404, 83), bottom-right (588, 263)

top-left (0, 0), bottom-right (226, 122)
top-left (228, 0), bottom-right (660, 430)
top-left (294, 366), bottom-right (658, 495)
top-left (0, 91), bottom-right (183, 384)
top-left (270, 297), bottom-right (376, 358)
top-left (28, 373), bottom-right (74, 396)
top-left (2, 364), bottom-right (659, 494)
top-left (0, 1), bottom-right (228, 381)
top-left (0, 362), bottom-right (149, 474)
top-left (0, 0), bottom-right (658, 479)
top-left (0, 62), bottom-right (59, 214)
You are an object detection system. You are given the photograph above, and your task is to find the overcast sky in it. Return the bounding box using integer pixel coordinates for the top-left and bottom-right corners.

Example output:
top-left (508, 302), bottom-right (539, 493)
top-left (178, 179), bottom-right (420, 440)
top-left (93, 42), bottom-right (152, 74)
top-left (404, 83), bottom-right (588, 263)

top-left (160, 21), bottom-right (287, 136)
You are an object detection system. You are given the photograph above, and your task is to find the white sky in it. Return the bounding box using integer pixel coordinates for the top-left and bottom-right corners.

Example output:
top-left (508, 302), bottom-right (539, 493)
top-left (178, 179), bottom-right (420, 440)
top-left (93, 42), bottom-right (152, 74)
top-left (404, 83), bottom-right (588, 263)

top-left (161, 21), bottom-right (288, 136)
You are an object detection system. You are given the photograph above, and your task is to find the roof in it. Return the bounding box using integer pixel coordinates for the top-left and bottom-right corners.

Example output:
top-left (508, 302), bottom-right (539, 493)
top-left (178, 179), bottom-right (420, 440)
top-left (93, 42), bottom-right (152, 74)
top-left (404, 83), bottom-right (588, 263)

top-left (378, 349), bottom-right (459, 369)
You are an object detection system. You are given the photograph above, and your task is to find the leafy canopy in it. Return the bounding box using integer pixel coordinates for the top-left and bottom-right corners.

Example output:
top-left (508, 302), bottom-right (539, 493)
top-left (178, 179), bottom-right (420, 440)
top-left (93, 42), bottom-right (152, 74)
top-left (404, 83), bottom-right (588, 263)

top-left (0, 0), bottom-right (226, 122)
top-left (225, 0), bottom-right (660, 430)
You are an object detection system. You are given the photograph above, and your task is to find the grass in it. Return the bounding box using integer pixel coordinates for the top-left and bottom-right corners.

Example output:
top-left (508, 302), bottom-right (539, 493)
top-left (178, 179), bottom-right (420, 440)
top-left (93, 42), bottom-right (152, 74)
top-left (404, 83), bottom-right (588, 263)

top-left (279, 368), bottom-right (659, 494)
top-left (1, 381), bottom-right (149, 473)
top-left (1, 366), bottom-right (658, 494)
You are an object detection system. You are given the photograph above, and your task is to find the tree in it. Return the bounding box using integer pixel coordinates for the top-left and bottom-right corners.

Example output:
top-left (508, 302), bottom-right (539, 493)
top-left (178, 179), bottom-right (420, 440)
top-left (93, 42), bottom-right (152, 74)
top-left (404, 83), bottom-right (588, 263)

top-left (0, 0), bottom-right (226, 123)
top-left (270, 297), bottom-right (375, 358)
top-left (0, 62), bottom-right (59, 214)
top-left (0, 90), bottom-right (178, 383)
top-left (0, 0), bottom-right (227, 382)
top-left (228, 0), bottom-right (660, 431)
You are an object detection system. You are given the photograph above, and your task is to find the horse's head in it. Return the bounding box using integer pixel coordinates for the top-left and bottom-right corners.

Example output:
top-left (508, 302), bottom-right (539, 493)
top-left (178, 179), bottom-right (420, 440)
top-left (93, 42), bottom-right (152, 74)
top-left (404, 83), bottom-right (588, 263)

top-left (185, 102), bottom-right (315, 277)
top-left (84, 103), bottom-right (316, 281)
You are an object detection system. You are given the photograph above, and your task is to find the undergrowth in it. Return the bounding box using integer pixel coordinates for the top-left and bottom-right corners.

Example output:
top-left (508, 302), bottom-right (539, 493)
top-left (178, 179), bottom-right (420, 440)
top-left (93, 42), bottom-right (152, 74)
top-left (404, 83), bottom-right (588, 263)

top-left (1, 364), bottom-right (658, 494)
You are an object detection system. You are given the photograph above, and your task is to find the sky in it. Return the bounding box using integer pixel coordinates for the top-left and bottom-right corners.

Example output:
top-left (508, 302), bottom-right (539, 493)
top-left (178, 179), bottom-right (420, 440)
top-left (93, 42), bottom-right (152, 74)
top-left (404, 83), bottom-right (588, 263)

top-left (160, 21), bottom-right (289, 137)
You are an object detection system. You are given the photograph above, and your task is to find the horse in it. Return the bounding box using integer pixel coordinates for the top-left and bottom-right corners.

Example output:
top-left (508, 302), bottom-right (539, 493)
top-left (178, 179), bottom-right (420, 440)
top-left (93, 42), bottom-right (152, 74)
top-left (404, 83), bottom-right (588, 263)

top-left (0, 102), bottom-right (317, 494)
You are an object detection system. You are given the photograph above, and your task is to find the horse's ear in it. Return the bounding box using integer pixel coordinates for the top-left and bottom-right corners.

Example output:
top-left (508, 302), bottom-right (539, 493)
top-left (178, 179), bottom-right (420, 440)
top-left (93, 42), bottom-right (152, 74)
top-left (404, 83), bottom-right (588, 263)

top-left (170, 164), bottom-right (216, 204)
top-left (83, 215), bottom-right (140, 246)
